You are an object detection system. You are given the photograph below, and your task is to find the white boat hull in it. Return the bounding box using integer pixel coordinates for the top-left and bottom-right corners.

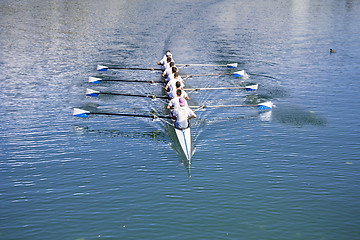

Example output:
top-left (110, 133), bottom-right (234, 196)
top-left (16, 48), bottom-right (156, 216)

top-left (174, 127), bottom-right (192, 162)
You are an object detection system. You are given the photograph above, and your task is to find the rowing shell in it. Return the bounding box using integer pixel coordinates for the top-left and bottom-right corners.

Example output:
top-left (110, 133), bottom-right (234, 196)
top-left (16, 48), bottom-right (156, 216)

top-left (163, 77), bottom-right (193, 162)
top-left (174, 127), bottom-right (192, 162)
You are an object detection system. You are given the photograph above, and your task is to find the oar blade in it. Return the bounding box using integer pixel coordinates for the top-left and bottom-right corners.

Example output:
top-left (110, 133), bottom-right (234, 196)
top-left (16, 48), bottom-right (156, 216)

top-left (227, 63), bottom-right (238, 68)
top-left (258, 101), bottom-right (273, 110)
top-left (97, 65), bottom-right (108, 71)
top-left (89, 77), bottom-right (102, 84)
top-left (73, 108), bottom-right (90, 118)
top-left (234, 70), bottom-right (245, 77)
top-left (245, 84), bottom-right (258, 91)
top-left (86, 88), bottom-right (100, 97)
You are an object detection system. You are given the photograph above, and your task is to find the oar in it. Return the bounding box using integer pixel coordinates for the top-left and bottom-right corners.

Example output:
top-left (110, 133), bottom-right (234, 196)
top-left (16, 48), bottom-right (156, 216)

top-left (97, 65), bottom-right (162, 72)
top-left (189, 101), bottom-right (273, 110)
top-left (73, 108), bottom-right (172, 119)
top-left (177, 63), bottom-right (238, 68)
top-left (89, 77), bottom-right (164, 84)
top-left (86, 88), bottom-right (168, 99)
top-left (182, 70), bottom-right (246, 78)
top-left (184, 84), bottom-right (258, 91)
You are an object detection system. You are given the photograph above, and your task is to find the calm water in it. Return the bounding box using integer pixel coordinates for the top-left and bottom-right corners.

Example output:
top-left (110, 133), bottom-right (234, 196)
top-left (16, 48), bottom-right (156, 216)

top-left (1, 0), bottom-right (360, 239)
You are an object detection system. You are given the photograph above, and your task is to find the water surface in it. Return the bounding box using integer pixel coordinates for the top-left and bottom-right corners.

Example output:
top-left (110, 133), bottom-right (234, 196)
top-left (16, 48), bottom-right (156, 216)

top-left (1, 0), bottom-right (360, 239)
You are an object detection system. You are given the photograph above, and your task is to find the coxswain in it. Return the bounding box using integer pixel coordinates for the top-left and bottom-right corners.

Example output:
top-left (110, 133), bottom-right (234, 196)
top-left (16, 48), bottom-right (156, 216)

top-left (167, 89), bottom-right (189, 110)
top-left (172, 97), bottom-right (196, 129)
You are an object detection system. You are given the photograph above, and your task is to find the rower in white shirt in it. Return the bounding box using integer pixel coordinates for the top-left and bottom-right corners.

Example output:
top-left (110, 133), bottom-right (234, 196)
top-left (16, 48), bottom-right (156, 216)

top-left (166, 66), bottom-right (178, 82)
top-left (167, 89), bottom-right (189, 109)
top-left (157, 50), bottom-right (174, 70)
top-left (162, 61), bottom-right (175, 78)
top-left (165, 72), bottom-right (184, 95)
top-left (169, 80), bottom-right (188, 99)
top-left (172, 97), bottom-right (196, 130)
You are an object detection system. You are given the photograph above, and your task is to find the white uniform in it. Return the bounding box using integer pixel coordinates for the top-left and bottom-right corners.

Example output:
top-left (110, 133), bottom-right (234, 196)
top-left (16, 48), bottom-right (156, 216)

top-left (163, 65), bottom-right (173, 77)
top-left (159, 54), bottom-right (174, 70)
top-left (166, 79), bottom-right (184, 94)
top-left (173, 106), bottom-right (195, 129)
top-left (168, 94), bottom-right (188, 109)
top-left (169, 87), bottom-right (188, 99)
top-left (167, 73), bottom-right (175, 82)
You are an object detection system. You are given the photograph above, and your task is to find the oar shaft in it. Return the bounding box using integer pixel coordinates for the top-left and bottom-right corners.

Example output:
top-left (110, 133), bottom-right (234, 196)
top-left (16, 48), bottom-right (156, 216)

top-left (101, 92), bottom-right (167, 99)
top-left (184, 87), bottom-right (246, 91)
top-left (109, 67), bottom-right (162, 71)
top-left (190, 104), bottom-right (257, 108)
top-left (103, 79), bottom-right (163, 83)
top-left (91, 112), bottom-right (171, 118)
top-left (182, 73), bottom-right (231, 78)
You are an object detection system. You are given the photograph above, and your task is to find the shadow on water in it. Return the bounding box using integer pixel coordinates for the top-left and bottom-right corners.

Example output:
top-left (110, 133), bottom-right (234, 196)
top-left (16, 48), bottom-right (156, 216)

top-left (244, 85), bottom-right (289, 104)
top-left (73, 125), bottom-right (169, 142)
top-left (263, 104), bottom-right (327, 127)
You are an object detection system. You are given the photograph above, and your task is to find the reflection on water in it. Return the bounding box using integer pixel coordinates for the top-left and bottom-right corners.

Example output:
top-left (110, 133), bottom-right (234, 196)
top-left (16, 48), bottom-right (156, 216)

top-left (73, 125), bottom-right (169, 141)
top-left (271, 105), bottom-right (327, 126)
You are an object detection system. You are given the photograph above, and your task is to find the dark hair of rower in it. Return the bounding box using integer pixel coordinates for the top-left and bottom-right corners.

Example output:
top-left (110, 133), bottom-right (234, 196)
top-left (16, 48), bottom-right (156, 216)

top-left (174, 72), bottom-right (179, 78)
top-left (172, 67), bottom-right (177, 73)
top-left (167, 56), bottom-right (172, 63)
top-left (175, 81), bottom-right (181, 88)
top-left (176, 89), bottom-right (182, 97)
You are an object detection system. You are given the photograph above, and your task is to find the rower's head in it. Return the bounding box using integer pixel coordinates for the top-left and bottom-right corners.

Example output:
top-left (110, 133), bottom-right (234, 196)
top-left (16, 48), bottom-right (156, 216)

top-left (167, 56), bottom-right (172, 63)
top-left (170, 62), bottom-right (175, 67)
top-left (176, 89), bottom-right (182, 97)
top-left (175, 81), bottom-right (181, 89)
top-left (172, 67), bottom-right (178, 73)
top-left (166, 50), bottom-right (172, 56)
top-left (179, 97), bottom-right (186, 107)
top-left (174, 72), bottom-right (179, 78)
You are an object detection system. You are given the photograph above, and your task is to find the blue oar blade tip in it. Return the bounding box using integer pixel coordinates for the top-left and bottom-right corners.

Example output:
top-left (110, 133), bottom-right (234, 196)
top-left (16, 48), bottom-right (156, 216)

top-left (234, 70), bottom-right (245, 77)
top-left (245, 84), bottom-right (258, 91)
top-left (97, 65), bottom-right (108, 71)
top-left (89, 77), bottom-right (102, 84)
top-left (86, 89), bottom-right (100, 97)
top-left (227, 63), bottom-right (238, 68)
top-left (258, 101), bottom-right (273, 110)
top-left (73, 108), bottom-right (90, 118)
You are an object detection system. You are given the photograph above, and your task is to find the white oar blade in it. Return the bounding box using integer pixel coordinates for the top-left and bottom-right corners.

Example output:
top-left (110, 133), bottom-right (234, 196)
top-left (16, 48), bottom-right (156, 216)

top-left (227, 63), bottom-right (238, 68)
top-left (245, 84), bottom-right (258, 91)
top-left (258, 101), bottom-right (273, 110)
top-left (86, 88), bottom-right (100, 97)
top-left (73, 108), bottom-right (90, 118)
top-left (234, 70), bottom-right (245, 77)
top-left (97, 65), bottom-right (108, 71)
top-left (89, 77), bottom-right (102, 84)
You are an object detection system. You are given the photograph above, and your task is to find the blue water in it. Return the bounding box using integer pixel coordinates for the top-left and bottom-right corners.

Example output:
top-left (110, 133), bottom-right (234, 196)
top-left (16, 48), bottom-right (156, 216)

top-left (1, 0), bottom-right (360, 239)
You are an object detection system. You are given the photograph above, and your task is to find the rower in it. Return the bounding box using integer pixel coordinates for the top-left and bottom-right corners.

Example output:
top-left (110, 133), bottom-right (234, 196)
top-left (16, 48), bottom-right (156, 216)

top-left (165, 72), bottom-right (184, 95)
top-left (166, 66), bottom-right (179, 82)
top-left (167, 89), bottom-right (189, 110)
top-left (162, 61), bottom-right (175, 78)
top-left (169, 80), bottom-right (188, 99)
top-left (158, 50), bottom-right (174, 70)
top-left (172, 97), bottom-right (196, 130)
